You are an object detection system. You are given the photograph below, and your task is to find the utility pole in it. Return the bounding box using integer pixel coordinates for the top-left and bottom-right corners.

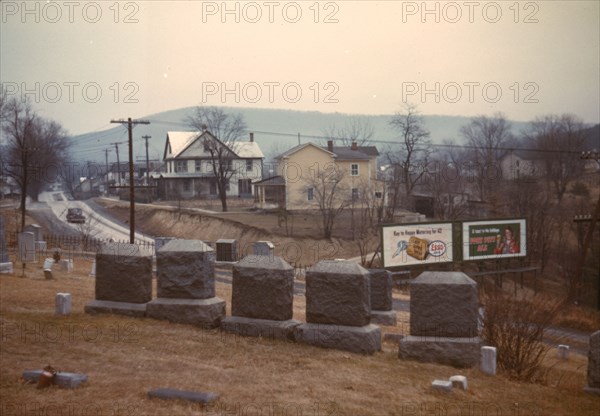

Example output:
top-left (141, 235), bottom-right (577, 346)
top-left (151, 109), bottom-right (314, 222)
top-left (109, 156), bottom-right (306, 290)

top-left (104, 148), bottom-right (111, 195)
top-left (573, 150), bottom-right (600, 309)
top-left (110, 118), bottom-right (150, 243)
top-left (142, 135), bottom-right (151, 185)
top-left (110, 142), bottom-right (122, 186)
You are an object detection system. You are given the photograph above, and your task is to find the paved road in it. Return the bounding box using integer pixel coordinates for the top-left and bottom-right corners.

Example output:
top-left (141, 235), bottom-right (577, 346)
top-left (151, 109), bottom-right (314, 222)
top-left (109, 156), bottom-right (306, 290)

top-left (36, 191), bottom-right (154, 244)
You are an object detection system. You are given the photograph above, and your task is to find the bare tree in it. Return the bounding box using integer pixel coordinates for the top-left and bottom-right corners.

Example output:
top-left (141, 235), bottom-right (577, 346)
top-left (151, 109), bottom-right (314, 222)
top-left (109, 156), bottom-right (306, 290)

top-left (185, 106), bottom-right (247, 212)
top-left (387, 103), bottom-right (431, 212)
top-left (460, 113), bottom-right (513, 200)
top-left (1, 97), bottom-right (70, 230)
top-left (350, 179), bottom-right (380, 265)
top-left (528, 114), bottom-right (586, 202)
top-left (322, 117), bottom-right (375, 146)
top-left (305, 164), bottom-right (349, 239)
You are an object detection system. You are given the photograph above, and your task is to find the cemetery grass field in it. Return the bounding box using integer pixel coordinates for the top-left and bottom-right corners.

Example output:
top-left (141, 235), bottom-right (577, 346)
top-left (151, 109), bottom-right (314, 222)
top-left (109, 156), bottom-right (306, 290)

top-left (1, 263), bottom-right (599, 416)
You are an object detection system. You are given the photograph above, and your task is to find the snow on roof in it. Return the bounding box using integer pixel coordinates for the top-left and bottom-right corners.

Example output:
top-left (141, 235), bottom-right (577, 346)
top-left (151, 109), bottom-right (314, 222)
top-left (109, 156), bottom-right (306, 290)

top-left (230, 141), bottom-right (264, 158)
top-left (166, 131), bottom-right (263, 159)
top-left (166, 131), bottom-right (200, 158)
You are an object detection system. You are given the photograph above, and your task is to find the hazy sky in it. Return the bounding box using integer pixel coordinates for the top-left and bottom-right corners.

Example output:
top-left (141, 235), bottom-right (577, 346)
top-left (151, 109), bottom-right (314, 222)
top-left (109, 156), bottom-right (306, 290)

top-left (1, 0), bottom-right (599, 135)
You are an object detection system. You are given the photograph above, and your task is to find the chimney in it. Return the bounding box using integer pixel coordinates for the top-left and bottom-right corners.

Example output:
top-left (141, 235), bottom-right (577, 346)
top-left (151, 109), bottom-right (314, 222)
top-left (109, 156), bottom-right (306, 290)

top-left (327, 140), bottom-right (333, 152)
top-left (351, 141), bottom-right (358, 151)
top-left (249, 132), bottom-right (254, 142)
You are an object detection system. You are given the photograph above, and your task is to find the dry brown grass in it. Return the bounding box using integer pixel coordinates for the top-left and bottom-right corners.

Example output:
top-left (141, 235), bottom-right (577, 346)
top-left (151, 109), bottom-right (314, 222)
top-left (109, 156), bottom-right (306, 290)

top-left (1, 262), bottom-right (599, 416)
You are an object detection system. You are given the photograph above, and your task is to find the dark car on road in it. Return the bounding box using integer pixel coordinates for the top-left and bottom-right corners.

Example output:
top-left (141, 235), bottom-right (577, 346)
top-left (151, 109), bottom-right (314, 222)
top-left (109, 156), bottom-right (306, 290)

top-left (66, 208), bottom-right (85, 224)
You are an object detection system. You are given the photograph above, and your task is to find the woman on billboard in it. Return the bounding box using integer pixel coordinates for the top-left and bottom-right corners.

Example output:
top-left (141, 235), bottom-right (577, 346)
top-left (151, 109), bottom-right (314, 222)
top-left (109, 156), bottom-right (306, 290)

top-left (494, 226), bottom-right (520, 254)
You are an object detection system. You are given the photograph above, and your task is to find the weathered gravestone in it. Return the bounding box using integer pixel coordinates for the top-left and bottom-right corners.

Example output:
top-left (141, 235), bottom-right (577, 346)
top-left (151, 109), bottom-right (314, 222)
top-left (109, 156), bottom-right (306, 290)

top-left (216, 239), bottom-right (237, 262)
top-left (584, 330), bottom-right (600, 395)
top-left (481, 346), bottom-right (497, 375)
top-left (399, 271), bottom-right (481, 367)
top-left (85, 242), bottom-right (152, 317)
top-left (0, 217), bottom-right (13, 273)
top-left (253, 241), bottom-right (274, 257)
top-left (18, 231), bottom-right (36, 263)
top-left (221, 255), bottom-right (300, 340)
top-left (146, 239), bottom-right (225, 328)
top-left (55, 293), bottom-right (72, 315)
top-left (294, 260), bottom-right (381, 354)
top-left (369, 269), bottom-right (396, 326)
top-left (23, 224), bottom-right (42, 242)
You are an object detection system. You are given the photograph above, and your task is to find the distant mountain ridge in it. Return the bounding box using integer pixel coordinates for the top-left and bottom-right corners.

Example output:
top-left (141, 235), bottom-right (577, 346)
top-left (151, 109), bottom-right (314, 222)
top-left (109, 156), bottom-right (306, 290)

top-left (71, 106), bottom-right (597, 164)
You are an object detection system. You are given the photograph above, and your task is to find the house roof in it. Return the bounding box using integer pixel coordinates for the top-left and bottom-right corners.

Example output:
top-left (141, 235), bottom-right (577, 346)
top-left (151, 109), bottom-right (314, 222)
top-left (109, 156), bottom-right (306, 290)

top-left (275, 142), bottom-right (378, 161)
top-left (165, 131), bottom-right (263, 160)
top-left (329, 146), bottom-right (376, 160)
top-left (165, 131), bottom-right (200, 159)
top-left (331, 146), bottom-right (379, 157)
top-left (230, 141), bottom-right (264, 158)
top-left (276, 142), bottom-right (335, 159)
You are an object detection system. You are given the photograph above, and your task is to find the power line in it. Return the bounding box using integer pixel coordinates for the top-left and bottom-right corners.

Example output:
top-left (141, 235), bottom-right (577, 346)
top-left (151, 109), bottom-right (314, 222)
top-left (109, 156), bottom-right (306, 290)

top-left (128, 118), bottom-right (593, 156)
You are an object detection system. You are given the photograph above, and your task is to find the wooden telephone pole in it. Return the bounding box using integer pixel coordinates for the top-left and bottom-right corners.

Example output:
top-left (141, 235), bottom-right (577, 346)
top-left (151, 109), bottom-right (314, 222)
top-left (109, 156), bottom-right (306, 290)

top-left (141, 135), bottom-right (151, 184)
top-left (110, 118), bottom-right (150, 243)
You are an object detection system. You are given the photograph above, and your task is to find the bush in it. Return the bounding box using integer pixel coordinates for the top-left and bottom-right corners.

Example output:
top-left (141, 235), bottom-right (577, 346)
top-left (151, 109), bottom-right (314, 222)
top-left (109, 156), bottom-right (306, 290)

top-left (481, 291), bottom-right (564, 382)
top-left (569, 181), bottom-right (589, 197)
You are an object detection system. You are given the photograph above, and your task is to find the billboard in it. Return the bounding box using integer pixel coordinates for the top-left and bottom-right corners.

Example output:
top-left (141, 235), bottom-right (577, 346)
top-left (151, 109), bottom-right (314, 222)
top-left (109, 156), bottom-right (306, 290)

top-left (462, 219), bottom-right (527, 261)
top-left (382, 222), bottom-right (454, 267)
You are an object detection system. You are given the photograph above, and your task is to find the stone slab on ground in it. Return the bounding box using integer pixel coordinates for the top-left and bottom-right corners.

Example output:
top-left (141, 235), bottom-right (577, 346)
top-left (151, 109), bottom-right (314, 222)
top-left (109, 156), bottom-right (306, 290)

top-left (0, 262), bottom-right (13, 274)
top-left (294, 323), bottom-right (381, 355)
top-left (156, 239), bottom-right (216, 299)
top-left (370, 310), bottom-right (397, 326)
top-left (305, 260), bottom-right (371, 327)
top-left (22, 370), bottom-right (88, 388)
top-left (232, 255), bottom-right (294, 321)
top-left (148, 388), bottom-right (219, 404)
top-left (95, 243), bottom-right (153, 303)
top-left (146, 297), bottom-right (225, 328)
top-left (398, 335), bottom-right (481, 368)
top-left (84, 300), bottom-right (146, 317)
top-left (431, 380), bottom-right (453, 392)
top-left (449, 375), bottom-right (468, 390)
top-left (410, 271), bottom-right (478, 338)
top-left (369, 269), bottom-right (393, 311)
top-left (221, 316), bottom-right (301, 341)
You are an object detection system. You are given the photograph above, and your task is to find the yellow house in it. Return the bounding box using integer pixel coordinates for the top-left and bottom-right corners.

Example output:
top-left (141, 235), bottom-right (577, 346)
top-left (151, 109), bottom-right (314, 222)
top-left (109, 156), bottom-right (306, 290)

top-left (255, 141), bottom-right (379, 210)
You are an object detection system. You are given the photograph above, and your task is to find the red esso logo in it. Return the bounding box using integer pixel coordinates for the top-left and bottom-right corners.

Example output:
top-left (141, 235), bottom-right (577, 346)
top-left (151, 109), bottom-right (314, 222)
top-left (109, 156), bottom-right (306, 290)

top-left (428, 240), bottom-right (447, 257)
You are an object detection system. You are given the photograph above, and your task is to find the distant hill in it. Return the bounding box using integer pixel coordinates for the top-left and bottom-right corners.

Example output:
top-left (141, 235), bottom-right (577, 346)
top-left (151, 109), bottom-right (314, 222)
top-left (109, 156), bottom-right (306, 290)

top-left (68, 106), bottom-right (538, 164)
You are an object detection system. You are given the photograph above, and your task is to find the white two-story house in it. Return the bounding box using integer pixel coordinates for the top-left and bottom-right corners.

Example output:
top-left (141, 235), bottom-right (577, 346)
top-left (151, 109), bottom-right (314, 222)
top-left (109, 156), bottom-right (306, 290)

top-left (153, 130), bottom-right (264, 199)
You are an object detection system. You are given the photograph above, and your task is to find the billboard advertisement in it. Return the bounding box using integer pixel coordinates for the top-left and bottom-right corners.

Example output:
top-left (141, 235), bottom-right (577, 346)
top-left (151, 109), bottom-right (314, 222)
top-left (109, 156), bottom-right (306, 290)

top-left (382, 222), bottom-right (454, 267)
top-left (462, 219), bottom-right (527, 261)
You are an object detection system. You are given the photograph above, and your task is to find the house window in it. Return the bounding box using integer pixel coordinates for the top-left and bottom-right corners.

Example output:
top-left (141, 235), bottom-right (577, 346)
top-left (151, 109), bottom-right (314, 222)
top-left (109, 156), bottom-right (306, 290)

top-left (175, 161), bottom-right (186, 173)
top-left (203, 142), bottom-right (210, 152)
top-left (307, 187), bottom-right (314, 201)
top-left (351, 164), bottom-right (359, 176)
top-left (375, 191), bottom-right (382, 199)
top-left (246, 160), bottom-right (253, 171)
top-left (183, 179), bottom-right (192, 192)
top-left (352, 188), bottom-right (359, 201)
top-left (195, 160), bottom-right (202, 172)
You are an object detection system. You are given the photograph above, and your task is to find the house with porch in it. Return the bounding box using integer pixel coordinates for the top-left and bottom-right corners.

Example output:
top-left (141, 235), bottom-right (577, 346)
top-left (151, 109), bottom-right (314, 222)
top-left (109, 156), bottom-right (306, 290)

top-left (153, 130), bottom-right (263, 200)
top-left (255, 141), bottom-right (380, 210)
